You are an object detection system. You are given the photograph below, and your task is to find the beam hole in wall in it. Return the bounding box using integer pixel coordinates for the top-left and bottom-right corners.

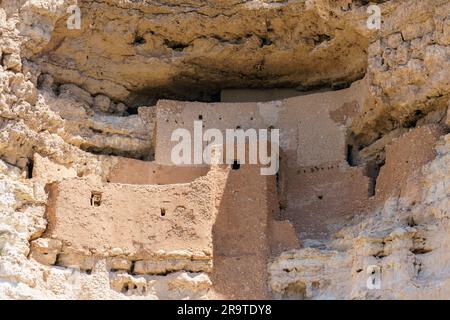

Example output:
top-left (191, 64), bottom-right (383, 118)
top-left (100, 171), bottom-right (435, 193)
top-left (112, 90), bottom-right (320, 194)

top-left (133, 35), bottom-right (146, 46)
top-left (90, 191), bottom-right (102, 207)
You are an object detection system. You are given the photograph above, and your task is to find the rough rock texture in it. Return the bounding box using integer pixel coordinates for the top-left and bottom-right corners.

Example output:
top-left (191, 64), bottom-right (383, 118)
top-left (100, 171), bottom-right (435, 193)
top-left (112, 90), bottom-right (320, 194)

top-left (0, 0), bottom-right (449, 300)
top-left (31, 0), bottom-right (371, 105)
top-left (350, 0), bottom-right (450, 145)
top-left (270, 133), bottom-right (450, 299)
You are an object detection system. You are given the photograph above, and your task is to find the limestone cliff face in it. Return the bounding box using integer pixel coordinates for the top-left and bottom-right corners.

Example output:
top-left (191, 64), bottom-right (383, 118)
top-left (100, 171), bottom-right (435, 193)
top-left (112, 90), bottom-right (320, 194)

top-left (270, 133), bottom-right (450, 299)
top-left (0, 0), bottom-right (449, 299)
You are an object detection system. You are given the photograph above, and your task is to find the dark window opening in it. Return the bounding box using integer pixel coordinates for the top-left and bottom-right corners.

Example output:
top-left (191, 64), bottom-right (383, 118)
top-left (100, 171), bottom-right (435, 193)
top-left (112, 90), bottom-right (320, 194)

top-left (366, 159), bottom-right (385, 197)
top-left (276, 171), bottom-right (280, 192)
top-left (27, 159), bottom-right (34, 179)
top-left (160, 208), bottom-right (166, 216)
top-left (346, 144), bottom-right (358, 167)
top-left (90, 192), bottom-right (102, 207)
top-left (126, 106), bottom-right (139, 115)
top-left (232, 160), bottom-right (240, 170)
top-left (198, 115), bottom-right (203, 120)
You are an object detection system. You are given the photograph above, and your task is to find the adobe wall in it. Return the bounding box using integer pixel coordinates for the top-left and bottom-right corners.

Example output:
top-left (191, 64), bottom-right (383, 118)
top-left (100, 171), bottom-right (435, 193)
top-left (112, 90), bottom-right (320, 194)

top-left (105, 157), bottom-right (209, 185)
top-left (155, 79), bottom-right (371, 240)
top-left (281, 164), bottom-right (370, 239)
top-left (155, 78), bottom-right (368, 168)
top-left (32, 153), bottom-right (210, 186)
top-left (375, 124), bottom-right (444, 203)
top-left (28, 76), bottom-right (395, 295)
top-left (33, 173), bottom-right (219, 274)
top-left (269, 220), bottom-right (301, 256)
top-left (212, 165), bottom-right (279, 299)
top-left (31, 157), bottom-right (298, 299)
top-left (207, 164), bottom-right (298, 299)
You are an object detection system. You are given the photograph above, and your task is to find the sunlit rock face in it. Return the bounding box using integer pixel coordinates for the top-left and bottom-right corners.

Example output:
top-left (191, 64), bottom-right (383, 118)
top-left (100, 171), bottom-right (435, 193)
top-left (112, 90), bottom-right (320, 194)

top-left (0, 0), bottom-right (449, 299)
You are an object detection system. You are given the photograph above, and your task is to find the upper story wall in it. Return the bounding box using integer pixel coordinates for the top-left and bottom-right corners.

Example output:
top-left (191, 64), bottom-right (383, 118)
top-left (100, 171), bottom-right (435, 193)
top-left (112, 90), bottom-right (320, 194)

top-left (375, 124), bottom-right (444, 203)
top-left (155, 79), bottom-right (368, 168)
top-left (105, 157), bottom-right (209, 185)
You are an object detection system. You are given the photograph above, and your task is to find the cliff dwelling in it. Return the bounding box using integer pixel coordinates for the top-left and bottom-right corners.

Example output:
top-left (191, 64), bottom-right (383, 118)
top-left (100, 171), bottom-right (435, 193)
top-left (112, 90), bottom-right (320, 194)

top-left (1, 0), bottom-right (450, 301)
top-left (27, 78), bottom-right (446, 299)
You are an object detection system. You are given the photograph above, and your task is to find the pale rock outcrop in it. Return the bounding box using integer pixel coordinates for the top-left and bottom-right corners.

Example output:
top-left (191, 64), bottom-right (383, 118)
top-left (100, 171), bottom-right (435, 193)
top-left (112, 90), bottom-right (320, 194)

top-left (269, 133), bottom-right (450, 299)
top-left (0, 0), bottom-right (450, 300)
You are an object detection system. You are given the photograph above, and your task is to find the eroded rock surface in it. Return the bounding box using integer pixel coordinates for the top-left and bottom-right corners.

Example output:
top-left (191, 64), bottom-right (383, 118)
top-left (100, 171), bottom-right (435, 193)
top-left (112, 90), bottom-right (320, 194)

top-left (0, 0), bottom-right (449, 300)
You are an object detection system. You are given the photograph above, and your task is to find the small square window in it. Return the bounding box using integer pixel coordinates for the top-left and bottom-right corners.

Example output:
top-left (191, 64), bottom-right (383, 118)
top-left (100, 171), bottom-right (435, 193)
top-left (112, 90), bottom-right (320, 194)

top-left (90, 192), bottom-right (102, 207)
